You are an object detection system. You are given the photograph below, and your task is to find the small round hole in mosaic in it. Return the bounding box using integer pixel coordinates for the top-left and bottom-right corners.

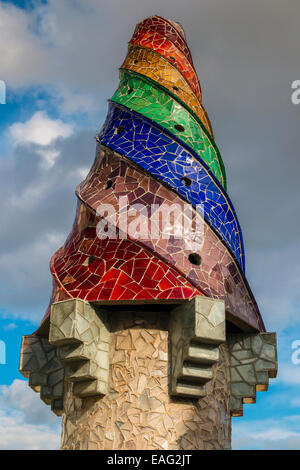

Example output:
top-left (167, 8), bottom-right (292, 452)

top-left (88, 256), bottom-right (96, 266)
top-left (188, 253), bottom-right (201, 266)
top-left (174, 123), bottom-right (185, 132)
top-left (115, 126), bottom-right (125, 135)
top-left (105, 180), bottom-right (113, 190)
top-left (180, 177), bottom-right (192, 187)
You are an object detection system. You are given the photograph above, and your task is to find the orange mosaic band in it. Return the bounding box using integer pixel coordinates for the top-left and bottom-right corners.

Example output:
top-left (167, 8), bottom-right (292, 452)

top-left (129, 27), bottom-right (202, 102)
top-left (121, 45), bottom-right (213, 137)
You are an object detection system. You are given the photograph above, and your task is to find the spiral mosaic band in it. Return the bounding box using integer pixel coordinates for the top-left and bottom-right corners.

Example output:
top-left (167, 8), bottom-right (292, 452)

top-left (134, 15), bottom-right (194, 66)
top-left (75, 146), bottom-right (263, 331)
top-left (130, 27), bottom-right (202, 101)
top-left (111, 69), bottom-right (225, 187)
top-left (50, 201), bottom-right (202, 304)
top-left (121, 45), bottom-right (213, 137)
top-left (97, 102), bottom-right (244, 270)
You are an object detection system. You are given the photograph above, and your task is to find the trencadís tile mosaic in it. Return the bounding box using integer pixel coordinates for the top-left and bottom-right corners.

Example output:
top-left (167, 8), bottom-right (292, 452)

top-left (111, 69), bottom-right (225, 186)
top-left (97, 102), bottom-right (244, 271)
top-left (76, 146), bottom-right (264, 331)
top-left (132, 15), bottom-right (194, 67)
top-left (121, 45), bottom-right (213, 137)
top-left (130, 27), bottom-right (202, 101)
top-left (49, 203), bottom-right (202, 304)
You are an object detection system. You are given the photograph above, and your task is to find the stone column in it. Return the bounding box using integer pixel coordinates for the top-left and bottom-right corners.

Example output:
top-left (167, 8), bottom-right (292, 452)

top-left (60, 308), bottom-right (231, 450)
top-left (19, 296), bottom-right (277, 450)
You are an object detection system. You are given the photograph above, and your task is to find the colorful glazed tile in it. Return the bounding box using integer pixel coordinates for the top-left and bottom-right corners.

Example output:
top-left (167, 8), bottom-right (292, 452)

top-left (47, 203), bottom-right (202, 307)
top-left (121, 45), bottom-right (213, 137)
top-left (133, 15), bottom-right (194, 67)
top-left (76, 146), bottom-right (264, 331)
top-left (97, 102), bottom-right (244, 270)
top-left (111, 69), bottom-right (225, 186)
top-left (130, 27), bottom-right (202, 101)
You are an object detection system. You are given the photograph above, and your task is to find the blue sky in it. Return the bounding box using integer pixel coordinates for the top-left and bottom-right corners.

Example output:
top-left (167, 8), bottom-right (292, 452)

top-left (0, 0), bottom-right (300, 449)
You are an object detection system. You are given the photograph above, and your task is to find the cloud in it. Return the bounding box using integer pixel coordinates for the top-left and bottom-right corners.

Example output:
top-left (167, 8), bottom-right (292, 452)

top-left (0, 379), bottom-right (59, 425)
top-left (291, 398), bottom-right (300, 407)
top-left (0, 0), bottom-right (121, 113)
top-left (2, 323), bottom-right (17, 331)
top-left (0, 380), bottom-right (60, 450)
top-left (277, 363), bottom-right (300, 385)
top-left (0, 2), bottom-right (48, 88)
top-left (8, 111), bottom-right (74, 168)
top-left (0, 413), bottom-right (60, 450)
top-left (0, 118), bottom-right (95, 322)
top-left (9, 111), bottom-right (74, 147)
top-left (233, 416), bottom-right (300, 450)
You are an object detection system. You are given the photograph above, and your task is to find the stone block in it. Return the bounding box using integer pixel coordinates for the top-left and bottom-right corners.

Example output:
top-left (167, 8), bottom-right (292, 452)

top-left (19, 335), bottom-right (64, 416)
top-left (170, 296), bottom-right (226, 397)
top-left (49, 299), bottom-right (110, 398)
top-left (228, 332), bottom-right (277, 416)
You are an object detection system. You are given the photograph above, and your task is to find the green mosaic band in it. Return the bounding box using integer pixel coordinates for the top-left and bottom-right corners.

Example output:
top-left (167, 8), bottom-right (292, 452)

top-left (111, 69), bottom-right (227, 188)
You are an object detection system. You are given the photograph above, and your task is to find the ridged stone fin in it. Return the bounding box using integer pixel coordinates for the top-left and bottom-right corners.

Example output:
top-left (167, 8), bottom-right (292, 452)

top-left (49, 299), bottom-right (110, 398)
top-left (170, 296), bottom-right (226, 397)
top-left (228, 332), bottom-right (277, 417)
top-left (19, 335), bottom-right (64, 416)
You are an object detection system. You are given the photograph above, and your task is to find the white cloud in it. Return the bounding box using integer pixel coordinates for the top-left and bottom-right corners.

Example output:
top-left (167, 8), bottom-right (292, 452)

top-left (0, 1), bottom-right (120, 113)
top-left (0, 380), bottom-right (61, 450)
top-left (9, 178), bottom-right (53, 208)
top-left (72, 166), bottom-right (90, 180)
top-left (0, 2), bottom-right (49, 88)
top-left (9, 111), bottom-right (73, 147)
top-left (277, 363), bottom-right (300, 385)
top-left (2, 323), bottom-right (17, 331)
top-left (0, 125), bottom-right (95, 321)
top-left (0, 379), bottom-right (59, 424)
top-left (255, 427), bottom-right (300, 441)
top-left (0, 413), bottom-right (60, 450)
top-left (233, 417), bottom-right (300, 450)
top-left (38, 149), bottom-right (61, 169)
top-left (8, 111), bottom-right (74, 169)
top-left (291, 398), bottom-right (300, 407)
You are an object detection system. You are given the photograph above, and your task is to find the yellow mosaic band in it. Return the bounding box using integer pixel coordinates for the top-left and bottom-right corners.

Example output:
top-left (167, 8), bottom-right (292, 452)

top-left (121, 44), bottom-right (214, 138)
